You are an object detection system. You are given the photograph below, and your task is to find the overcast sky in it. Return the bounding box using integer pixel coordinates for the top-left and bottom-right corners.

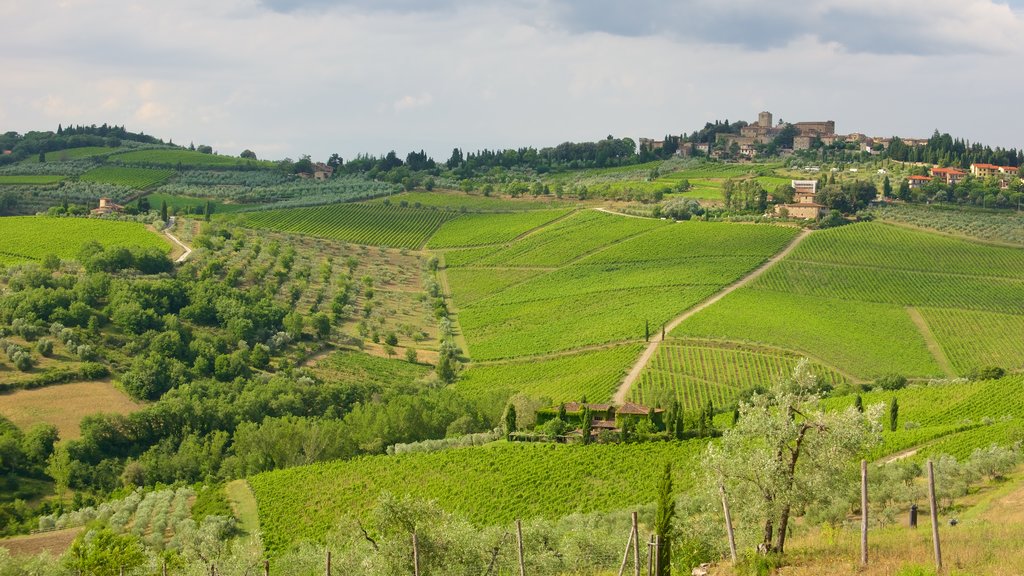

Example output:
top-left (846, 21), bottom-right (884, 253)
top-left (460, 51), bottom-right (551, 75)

top-left (2, 0), bottom-right (1022, 161)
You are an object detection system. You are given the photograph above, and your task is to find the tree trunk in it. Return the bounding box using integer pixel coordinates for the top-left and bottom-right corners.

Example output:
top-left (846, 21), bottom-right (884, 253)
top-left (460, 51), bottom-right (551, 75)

top-left (775, 505), bottom-right (791, 554)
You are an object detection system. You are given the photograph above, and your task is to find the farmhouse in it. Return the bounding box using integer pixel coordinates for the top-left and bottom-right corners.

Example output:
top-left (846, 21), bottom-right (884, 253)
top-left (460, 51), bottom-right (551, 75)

top-left (907, 175), bottom-right (932, 189)
top-left (90, 197), bottom-right (124, 216)
top-left (312, 162), bottom-right (334, 181)
top-left (930, 167), bottom-right (966, 185)
top-left (536, 401), bottom-right (665, 439)
top-left (774, 179), bottom-right (826, 220)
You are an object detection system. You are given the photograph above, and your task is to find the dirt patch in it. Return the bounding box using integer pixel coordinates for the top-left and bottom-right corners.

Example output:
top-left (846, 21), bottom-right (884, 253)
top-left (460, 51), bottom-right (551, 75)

top-left (0, 527), bottom-right (81, 557)
top-left (0, 380), bottom-right (143, 439)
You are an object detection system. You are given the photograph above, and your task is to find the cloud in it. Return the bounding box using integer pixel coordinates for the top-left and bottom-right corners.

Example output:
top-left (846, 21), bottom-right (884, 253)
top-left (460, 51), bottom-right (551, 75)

top-left (393, 92), bottom-right (434, 113)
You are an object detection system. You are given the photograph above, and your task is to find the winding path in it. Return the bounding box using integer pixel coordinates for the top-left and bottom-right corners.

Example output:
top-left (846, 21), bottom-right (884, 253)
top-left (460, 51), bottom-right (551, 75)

top-left (163, 217), bottom-right (193, 263)
top-left (611, 228), bottom-right (812, 405)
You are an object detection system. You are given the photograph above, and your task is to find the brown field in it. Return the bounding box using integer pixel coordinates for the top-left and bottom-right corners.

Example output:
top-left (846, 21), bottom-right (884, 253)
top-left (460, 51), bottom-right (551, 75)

top-left (0, 527), bottom-right (81, 557)
top-left (0, 380), bottom-right (142, 439)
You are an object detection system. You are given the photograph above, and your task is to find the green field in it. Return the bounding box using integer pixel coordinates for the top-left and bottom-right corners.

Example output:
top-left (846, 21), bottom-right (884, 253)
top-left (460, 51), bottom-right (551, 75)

top-left (456, 344), bottom-right (644, 404)
top-left (371, 191), bottom-right (575, 212)
top-left (425, 209), bottom-right (572, 248)
top-left (28, 146), bottom-right (120, 162)
top-left (112, 148), bottom-right (275, 168)
top-left (0, 175), bottom-right (65, 185)
top-left (673, 222), bottom-right (1024, 379)
top-left (250, 440), bottom-right (704, 554)
top-left (448, 212), bottom-right (798, 360)
top-left (872, 203), bottom-right (1024, 246)
top-left (633, 341), bottom-right (851, 411)
top-left (0, 216), bottom-right (169, 264)
top-left (79, 166), bottom-right (175, 189)
top-left (229, 203), bottom-right (458, 249)
top-left (133, 193), bottom-right (250, 215)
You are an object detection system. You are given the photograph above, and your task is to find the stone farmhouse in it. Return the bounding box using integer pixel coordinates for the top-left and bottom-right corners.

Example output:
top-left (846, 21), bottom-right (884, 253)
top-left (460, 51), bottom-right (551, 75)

top-left (971, 163), bottom-right (1020, 189)
top-left (930, 167), bottom-right (967, 185)
top-left (90, 197), bottom-right (124, 216)
top-left (773, 180), bottom-right (826, 220)
top-left (536, 401), bottom-right (666, 440)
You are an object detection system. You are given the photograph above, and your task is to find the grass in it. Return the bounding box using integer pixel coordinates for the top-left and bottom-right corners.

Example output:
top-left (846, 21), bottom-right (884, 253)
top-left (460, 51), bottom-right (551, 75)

top-left (0, 216), bottom-right (170, 265)
top-left (425, 209), bottom-right (573, 248)
top-left (309, 349), bottom-right (430, 389)
top-left (132, 193), bottom-right (250, 215)
top-left (456, 343), bottom-right (645, 404)
top-left (250, 440), bottom-right (704, 555)
top-left (0, 381), bottom-right (143, 439)
top-left (0, 175), bottom-right (65, 185)
top-left (228, 203), bottom-right (458, 249)
top-left (79, 166), bottom-right (175, 189)
top-left (226, 480), bottom-right (261, 537)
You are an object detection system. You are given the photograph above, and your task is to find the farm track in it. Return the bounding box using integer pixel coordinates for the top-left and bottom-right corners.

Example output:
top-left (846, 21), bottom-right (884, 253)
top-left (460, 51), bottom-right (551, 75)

top-left (163, 219), bottom-right (193, 263)
top-left (612, 228), bottom-right (813, 405)
top-left (906, 306), bottom-right (955, 377)
top-left (436, 257), bottom-right (471, 358)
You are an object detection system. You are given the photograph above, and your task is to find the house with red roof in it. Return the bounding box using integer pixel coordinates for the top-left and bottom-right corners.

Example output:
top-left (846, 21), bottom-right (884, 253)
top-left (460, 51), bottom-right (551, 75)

top-left (907, 175), bottom-right (932, 190)
top-left (930, 167), bottom-right (966, 185)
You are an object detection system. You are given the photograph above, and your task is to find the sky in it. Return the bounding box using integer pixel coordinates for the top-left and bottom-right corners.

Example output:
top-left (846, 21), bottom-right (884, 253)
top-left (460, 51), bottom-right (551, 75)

top-left (2, 0), bottom-right (1023, 162)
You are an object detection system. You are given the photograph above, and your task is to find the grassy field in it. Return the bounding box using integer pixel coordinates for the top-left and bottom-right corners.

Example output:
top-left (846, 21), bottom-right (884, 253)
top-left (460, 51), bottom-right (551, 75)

top-left (79, 166), bottom-right (175, 189)
top-left (132, 193), bottom-right (250, 215)
top-left (112, 148), bottom-right (275, 168)
top-left (448, 212), bottom-right (797, 361)
top-left (250, 440), bottom-right (704, 554)
top-left (0, 175), bottom-right (65, 185)
top-left (0, 381), bottom-right (142, 440)
top-left (0, 216), bottom-right (169, 264)
top-left (633, 341), bottom-right (851, 411)
top-left (425, 209), bottom-right (572, 248)
top-left (228, 203), bottom-right (458, 249)
top-left (673, 222), bottom-right (1024, 380)
top-left (456, 344), bottom-right (645, 404)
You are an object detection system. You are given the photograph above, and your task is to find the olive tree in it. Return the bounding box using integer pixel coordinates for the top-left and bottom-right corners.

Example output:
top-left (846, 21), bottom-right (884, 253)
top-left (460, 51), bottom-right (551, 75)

top-left (704, 360), bottom-right (882, 555)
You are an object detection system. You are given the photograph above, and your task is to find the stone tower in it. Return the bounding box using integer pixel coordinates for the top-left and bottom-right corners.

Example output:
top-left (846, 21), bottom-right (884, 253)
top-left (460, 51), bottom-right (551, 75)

top-left (758, 111), bottom-right (773, 128)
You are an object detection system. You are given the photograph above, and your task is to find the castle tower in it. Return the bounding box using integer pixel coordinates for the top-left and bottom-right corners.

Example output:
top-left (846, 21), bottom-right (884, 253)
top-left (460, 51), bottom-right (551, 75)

top-left (758, 111), bottom-right (773, 128)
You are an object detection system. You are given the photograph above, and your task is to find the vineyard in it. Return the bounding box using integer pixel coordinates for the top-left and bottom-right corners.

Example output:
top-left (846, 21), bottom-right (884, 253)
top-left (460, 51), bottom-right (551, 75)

top-left (0, 175), bottom-right (64, 185)
top-left (371, 191), bottom-right (575, 212)
top-left (425, 209), bottom-right (572, 248)
top-left (921, 308), bottom-right (1024, 374)
top-left (228, 203), bottom-right (458, 249)
top-left (249, 440), bottom-right (704, 554)
top-left (871, 203), bottom-right (1024, 246)
top-left (451, 214), bottom-right (797, 360)
top-left (112, 148), bottom-right (275, 168)
top-left (32, 146), bottom-right (121, 162)
top-left (632, 341), bottom-right (851, 411)
top-left (456, 344), bottom-right (644, 405)
top-left (134, 193), bottom-right (249, 215)
top-left (79, 166), bottom-right (175, 189)
top-left (674, 222), bottom-right (1024, 380)
top-left (0, 216), bottom-right (169, 264)
top-left (160, 175), bottom-right (398, 208)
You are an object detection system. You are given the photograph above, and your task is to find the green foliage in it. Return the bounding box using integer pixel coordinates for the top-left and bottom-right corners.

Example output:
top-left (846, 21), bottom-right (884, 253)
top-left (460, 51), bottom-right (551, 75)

top-left (63, 527), bottom-right (146, 576)
top-left (230, 203), bottom-right (457, 249)
top-left (871, 203), bottom-right (1024, 246)
top-left (876, 374), bottom-right (908, 391)
top-left (113, 147), bottom-right (275, 168)
top-left (0, 174), bottom-right (65, 185)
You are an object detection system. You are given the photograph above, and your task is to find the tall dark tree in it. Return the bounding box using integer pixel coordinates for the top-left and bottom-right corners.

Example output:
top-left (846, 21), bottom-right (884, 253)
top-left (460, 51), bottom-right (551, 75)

top-left (882, 175), bottom-right (892, 198)
top-left (889, 397), bottom-right (899, 432)
top-left (854, 395), bottom-right (864, 413)
top-left (160, 200), bottom-right (168, 222)
top-left (204, 200), bottom-right (213, 222)
top-left (580, 405), bottom-right (593, 445)
top-left (503, 404), bottom-right (517, 440)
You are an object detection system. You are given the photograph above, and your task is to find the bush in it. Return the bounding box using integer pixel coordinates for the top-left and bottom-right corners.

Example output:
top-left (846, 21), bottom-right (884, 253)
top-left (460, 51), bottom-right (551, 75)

top-left (968, 366), bottom-right (1005, 380)
top-left (876, 374), bottom-right (908, 391)
top-left (35, 338), bottom-right (54, 357)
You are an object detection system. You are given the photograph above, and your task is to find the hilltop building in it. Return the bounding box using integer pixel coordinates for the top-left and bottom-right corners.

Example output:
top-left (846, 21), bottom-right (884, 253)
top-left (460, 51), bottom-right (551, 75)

top-left (930, 167), bottom-right (966, 185)
top-left (90, 197), bottom-right (124, 216)
top-left (774, 180), bottom-right (826, 220)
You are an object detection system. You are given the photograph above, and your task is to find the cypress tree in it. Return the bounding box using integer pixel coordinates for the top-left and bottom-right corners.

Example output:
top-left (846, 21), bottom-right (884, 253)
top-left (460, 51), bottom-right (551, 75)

top-left (503, 404), bottom-right (517, 440)
top-left (581, 406), bottom-right (593, 445)
top-left (889, 397), bottom-right (899, 432)
top-left (654, 462), bottom-right (674, 576)
top-left (160, 200), bottom-right (168, 222)
top-left (204, 200), bottom-right (213, 222)
top-left (854, 395), bottom-right (864, 413)
top-left (645, 320), bottom-right (650, 342)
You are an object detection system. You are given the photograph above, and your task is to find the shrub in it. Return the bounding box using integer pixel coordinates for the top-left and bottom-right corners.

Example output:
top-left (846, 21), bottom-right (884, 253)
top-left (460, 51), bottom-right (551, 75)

top-left (876, 374), bottom-right (908, 391)
top-left (35, 338), bottom-right (54, 357)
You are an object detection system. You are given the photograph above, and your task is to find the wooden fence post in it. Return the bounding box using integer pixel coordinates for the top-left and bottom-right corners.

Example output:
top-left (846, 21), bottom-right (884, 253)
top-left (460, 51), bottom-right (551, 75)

top-left (928, 460), bottom-right (943, 571)
top-left (326, 549), bottom-right (332, 576)
top-left (264, 559), bottom-right (270, 576)
top-left (646, 535), bottom-right (654, 576)
top-left (861, 459), bottom-right (869, 567)
top-left (516, 519), bottom-right (526, 576)
top-left (719, 484), bottom-right (738, 564)
top-left (617, 515), bottom-right (635, 576)
top-left (632, 511), bottom-right (641, 576)
top-left (412, 531), bottom-right (421, 576)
